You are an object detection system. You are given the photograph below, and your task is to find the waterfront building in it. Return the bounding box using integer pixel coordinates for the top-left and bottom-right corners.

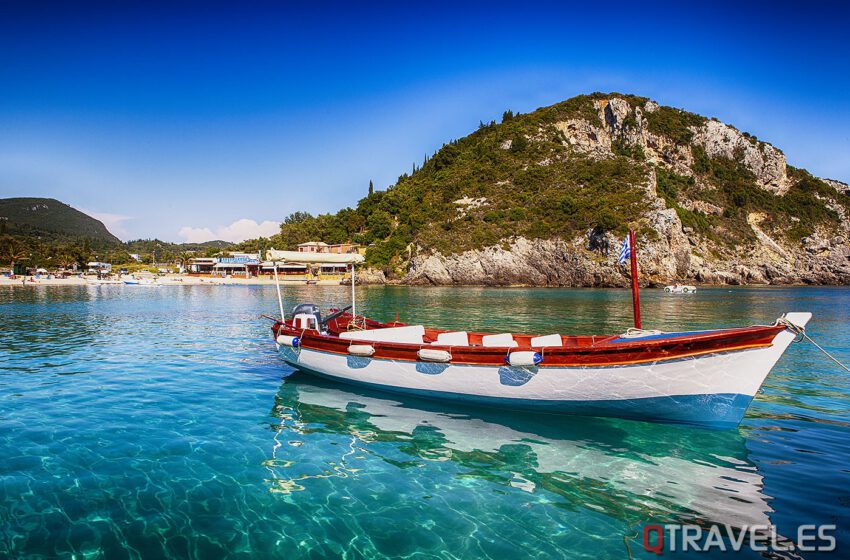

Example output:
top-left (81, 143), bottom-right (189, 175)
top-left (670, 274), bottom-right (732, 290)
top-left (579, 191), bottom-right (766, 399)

top-left (262, 261), bottom-right (309, 276)
top-left (297, 242), bottom-right (329, 253)
top-left (214, 255), bottom-right (261, 277)
top-left (187, 257), bottom-right (217, 274)
top-left (297, 241), bottom-right (361, 254)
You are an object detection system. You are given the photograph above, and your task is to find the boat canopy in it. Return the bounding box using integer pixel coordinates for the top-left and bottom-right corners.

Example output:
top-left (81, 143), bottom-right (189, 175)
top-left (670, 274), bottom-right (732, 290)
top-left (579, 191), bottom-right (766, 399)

top-left (265, 249), bottom-right (364, 265)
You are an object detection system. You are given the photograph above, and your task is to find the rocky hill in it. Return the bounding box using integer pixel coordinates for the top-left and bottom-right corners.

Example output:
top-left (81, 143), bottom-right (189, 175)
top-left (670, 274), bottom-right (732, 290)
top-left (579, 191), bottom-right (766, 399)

top-left (0, 197), bottom-right (121, 244)
top-left (273, 93), bottom-right (850, 286)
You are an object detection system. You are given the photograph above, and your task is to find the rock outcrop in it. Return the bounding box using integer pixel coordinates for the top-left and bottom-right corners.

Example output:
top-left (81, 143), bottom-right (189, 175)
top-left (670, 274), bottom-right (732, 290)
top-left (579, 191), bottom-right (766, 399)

top-left (692, 120), bottom-right (791, 194)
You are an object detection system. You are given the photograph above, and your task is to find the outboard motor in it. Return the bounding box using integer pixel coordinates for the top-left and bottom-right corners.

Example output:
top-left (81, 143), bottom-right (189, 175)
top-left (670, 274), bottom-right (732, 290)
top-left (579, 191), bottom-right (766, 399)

top-left (291, 303), bottom-right (323, 332)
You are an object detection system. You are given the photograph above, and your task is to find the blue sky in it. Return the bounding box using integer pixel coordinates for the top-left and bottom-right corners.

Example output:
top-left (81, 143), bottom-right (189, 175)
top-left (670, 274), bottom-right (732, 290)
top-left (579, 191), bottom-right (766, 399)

top-left (1, 0), bottom-right (849, 242)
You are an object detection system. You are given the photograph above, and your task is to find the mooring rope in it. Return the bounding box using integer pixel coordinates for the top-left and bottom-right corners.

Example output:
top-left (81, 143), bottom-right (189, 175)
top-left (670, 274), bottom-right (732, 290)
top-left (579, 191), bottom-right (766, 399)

top-left (777, 317), bottom-right (850, 373)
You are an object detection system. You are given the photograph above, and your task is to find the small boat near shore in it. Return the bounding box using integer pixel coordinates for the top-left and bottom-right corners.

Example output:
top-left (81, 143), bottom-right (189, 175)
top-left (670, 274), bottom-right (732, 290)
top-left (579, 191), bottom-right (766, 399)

top-left (123, 277), bottom-right (159, 286)
top-left (665, 284), bottom-right (697, 294)
top-left (263, 242), bottom-right (814, 428)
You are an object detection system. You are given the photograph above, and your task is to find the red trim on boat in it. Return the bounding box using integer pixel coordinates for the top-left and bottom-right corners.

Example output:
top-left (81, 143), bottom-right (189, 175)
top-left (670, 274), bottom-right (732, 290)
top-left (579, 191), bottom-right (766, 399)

top-left (272, 315), bottom-right (785, 367)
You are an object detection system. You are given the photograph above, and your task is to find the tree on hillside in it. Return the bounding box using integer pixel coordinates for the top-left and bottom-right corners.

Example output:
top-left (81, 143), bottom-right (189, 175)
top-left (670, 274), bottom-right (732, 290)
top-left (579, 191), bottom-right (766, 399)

top-left (1, 235), bottom-right (29, 272)
top-left (369, 180), bottom-right (374, 196)
top-left (176, 251), bottom-right (194, 271)
top-left (56, 252), bottom-right (76, 270)
top-left (284, 211), bottom-right (312, 225)
top-left (366, 210), bottom-right (392, 241)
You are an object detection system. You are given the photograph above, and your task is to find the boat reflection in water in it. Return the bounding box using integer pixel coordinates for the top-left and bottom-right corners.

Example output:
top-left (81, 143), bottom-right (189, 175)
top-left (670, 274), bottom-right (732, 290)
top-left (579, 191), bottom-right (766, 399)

top-left (266, 377), bottom-right (775, 533)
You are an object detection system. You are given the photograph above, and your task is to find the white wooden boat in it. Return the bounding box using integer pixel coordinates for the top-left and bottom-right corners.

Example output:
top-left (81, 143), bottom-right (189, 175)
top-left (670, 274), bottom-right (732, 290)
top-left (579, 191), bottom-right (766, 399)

top-left (124, 277), bottom-right (159, 286)
top-left (272, 309), bottom-right (810, 428)
top-left (264, 247), bottom-right (811, 428)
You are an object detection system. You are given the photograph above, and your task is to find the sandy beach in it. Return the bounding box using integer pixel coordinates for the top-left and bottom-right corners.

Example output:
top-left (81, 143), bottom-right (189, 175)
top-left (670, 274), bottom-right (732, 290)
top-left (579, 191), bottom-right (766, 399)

top-left (0, 274), bottom-right (344, 287)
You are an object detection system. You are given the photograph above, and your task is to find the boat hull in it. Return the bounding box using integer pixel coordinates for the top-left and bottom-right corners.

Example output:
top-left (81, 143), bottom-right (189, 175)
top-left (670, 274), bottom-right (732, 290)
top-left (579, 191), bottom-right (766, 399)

top-left (287, 359), bottom-right (753, 427)
top-left (277, 321), bottom-right (803, 428)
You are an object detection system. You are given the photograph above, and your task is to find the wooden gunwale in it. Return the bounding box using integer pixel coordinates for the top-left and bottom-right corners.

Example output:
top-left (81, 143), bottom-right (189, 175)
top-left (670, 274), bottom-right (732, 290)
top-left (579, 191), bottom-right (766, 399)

top-left (273, 316), bottom-right (784, 368)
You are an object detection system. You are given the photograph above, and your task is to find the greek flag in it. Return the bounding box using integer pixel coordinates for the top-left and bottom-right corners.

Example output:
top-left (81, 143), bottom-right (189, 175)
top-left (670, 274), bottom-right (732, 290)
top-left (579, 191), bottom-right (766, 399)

top-left (617, 236), bottom-right (631, 265)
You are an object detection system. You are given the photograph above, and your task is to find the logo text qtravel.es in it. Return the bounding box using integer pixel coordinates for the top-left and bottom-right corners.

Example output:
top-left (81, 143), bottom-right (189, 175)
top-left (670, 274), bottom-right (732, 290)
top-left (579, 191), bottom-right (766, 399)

top-left (642, 523), bottom-right (837, 554)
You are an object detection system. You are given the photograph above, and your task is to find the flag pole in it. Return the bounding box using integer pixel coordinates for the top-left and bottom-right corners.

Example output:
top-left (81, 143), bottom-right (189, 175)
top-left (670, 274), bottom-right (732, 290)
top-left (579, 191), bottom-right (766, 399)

top-left (629, 229), bottom-right (642, 329)
top-left (350, 263), bottom-right (357, 328)
top-left (273, 263), bottom-right (285, 322)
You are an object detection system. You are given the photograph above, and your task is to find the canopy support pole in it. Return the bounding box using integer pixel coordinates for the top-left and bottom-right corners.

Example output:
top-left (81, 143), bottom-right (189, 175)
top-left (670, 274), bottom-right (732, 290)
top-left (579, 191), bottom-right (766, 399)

top-left (350, 263), bottom-right (356, 326)
top-left (629, 229), bottom-right (642, 329)
top-left (273, 264), bottom-right (285, 322)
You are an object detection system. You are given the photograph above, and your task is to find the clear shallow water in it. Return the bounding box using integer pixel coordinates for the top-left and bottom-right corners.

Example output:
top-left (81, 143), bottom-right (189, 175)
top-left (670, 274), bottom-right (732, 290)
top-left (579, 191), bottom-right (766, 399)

top-left (1, 284), bottom-right (848, 559)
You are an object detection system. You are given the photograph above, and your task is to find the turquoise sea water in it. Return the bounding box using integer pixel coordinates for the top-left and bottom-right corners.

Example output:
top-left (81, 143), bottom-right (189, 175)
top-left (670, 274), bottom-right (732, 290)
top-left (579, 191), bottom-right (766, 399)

top-left (1, 285), bottom-right (848, 559)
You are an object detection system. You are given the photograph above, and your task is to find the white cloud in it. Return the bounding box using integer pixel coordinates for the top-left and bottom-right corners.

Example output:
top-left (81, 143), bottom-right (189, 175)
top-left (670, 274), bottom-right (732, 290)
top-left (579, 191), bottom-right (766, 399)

top-left (218, 219), bottom-right (281, 242)
top-left (79, 208), bottom-right (133, 240)
top-left (177, 226), bottom-right (217, 243)
top-left (178, 219), bottom-right (281, 243)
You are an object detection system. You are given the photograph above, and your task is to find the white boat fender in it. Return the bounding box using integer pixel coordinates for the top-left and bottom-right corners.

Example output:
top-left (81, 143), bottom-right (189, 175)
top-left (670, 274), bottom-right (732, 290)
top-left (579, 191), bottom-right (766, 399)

top-left (505, 351), bottom-right (543, 367)
top-left (348, 344), bottom-right (375, 357)
top-left (276, 335), bottom-right (300, 347)
top-left (417, 348), bottom-right (452, 363)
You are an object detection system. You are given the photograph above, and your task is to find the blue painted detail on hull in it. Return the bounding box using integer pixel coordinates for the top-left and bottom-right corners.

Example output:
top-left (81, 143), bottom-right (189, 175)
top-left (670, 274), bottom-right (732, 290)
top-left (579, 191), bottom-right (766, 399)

top-left (608, 329), bottom-right (720, 343)
top-left (287, 362), bottom-right (754, 429)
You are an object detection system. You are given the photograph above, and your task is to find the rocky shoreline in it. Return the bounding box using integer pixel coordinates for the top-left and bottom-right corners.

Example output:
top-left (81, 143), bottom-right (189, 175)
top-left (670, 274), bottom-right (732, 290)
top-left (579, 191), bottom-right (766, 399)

top-left (357, 228), bottom-right (850, 287)
top-left (357, 231), bottom-right (850, 288)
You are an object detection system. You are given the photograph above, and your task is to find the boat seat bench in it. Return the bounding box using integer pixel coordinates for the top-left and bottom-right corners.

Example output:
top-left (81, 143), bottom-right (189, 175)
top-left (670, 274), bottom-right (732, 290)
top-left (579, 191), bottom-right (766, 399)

top-left (481, 333), bottom-right (519, 348)
top-left (339, 325), bottom-right (426, 344)
top-left (431, 331), bottom-right (469, 346)
top-left (338, 327), bottom-right (566, 349)
top-left (530, 334), bottom-right (563, 347)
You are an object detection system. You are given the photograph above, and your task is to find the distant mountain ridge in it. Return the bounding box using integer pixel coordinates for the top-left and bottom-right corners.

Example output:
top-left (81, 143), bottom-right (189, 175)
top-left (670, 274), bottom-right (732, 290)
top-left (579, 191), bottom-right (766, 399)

top-left (0, 197), bottom-right (121, 244)
top-left (124, 238), bottom-right (235, 252)
top-left (0, 198), bottom-right (239, 268)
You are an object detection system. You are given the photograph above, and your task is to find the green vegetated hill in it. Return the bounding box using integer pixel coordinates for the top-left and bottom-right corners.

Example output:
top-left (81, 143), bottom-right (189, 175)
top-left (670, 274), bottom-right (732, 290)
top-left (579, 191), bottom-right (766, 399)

top-left (269, 97), bottom-right (652, 262)
top-left (125, 239), bottom-right (234, 254)
top-left (0, 197), bottom-right (121, 244)
top-left (266, 92), bottom-right (850, 283)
